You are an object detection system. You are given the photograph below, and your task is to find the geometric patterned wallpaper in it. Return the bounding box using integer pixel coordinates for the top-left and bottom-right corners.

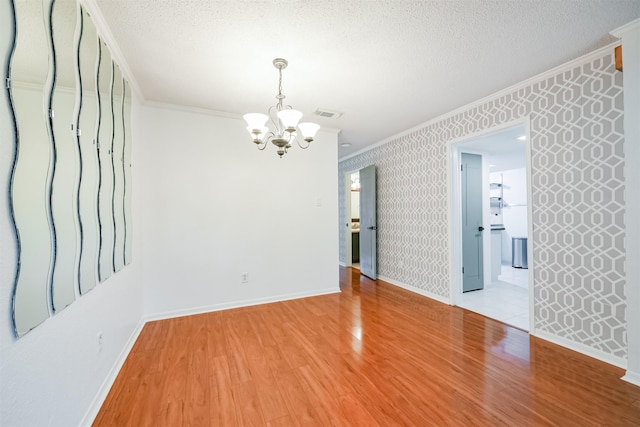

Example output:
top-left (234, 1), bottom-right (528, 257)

top-left (339, 52), bottom-right (627, 359)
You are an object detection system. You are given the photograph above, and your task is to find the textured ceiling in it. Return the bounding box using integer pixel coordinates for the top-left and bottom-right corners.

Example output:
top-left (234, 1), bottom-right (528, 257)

top-left (91, 0), bottom-right (640, 158)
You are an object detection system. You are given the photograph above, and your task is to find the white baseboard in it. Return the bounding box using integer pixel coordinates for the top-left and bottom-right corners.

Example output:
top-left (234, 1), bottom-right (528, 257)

top-left (378, 275), bottom-right (451, 305)
top-left (144, 287), bottom-right (341, 323)
top-left (622, 371), bottom-right (640, 387)
top-left (80, 318), bottom-right (146, 426)
top-left (532, 330), bottom-right (627, 370)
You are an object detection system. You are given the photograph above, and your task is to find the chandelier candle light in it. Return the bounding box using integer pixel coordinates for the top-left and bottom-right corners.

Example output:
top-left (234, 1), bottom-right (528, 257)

top-left (243, 58), bottom-right (320, 158)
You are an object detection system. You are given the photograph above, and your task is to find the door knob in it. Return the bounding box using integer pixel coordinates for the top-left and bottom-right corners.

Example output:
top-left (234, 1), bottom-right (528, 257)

top-left (478, 226), bottom-right (485, 232)
top-left (367, 226), bottom-right (377, 230)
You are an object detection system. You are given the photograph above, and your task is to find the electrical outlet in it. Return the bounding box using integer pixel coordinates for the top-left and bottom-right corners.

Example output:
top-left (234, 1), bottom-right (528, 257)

top-left (97, 332), bottom-right (103, 353)
top-left (241, 272), bottom-right (249, 284)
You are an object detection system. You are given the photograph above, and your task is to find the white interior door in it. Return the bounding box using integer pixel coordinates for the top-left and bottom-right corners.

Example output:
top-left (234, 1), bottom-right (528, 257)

top-left (359, 165), bottom-right (377, 280)
top-left (462, 153), bottom-right (484, 292)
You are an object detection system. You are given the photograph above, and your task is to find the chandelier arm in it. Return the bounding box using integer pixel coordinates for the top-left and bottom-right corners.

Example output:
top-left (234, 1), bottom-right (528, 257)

top-left (295, 134), bottom-right (311, 149)
top-left (296, 141), bottom-right (311, 149)
top-left (254, 131), bottom-right (276, 151)
top-left (267, 105), bottom-right (283, 134)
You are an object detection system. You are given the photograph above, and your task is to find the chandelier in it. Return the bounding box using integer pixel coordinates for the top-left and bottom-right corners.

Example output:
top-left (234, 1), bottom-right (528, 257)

top-left (243, 58), bottom-right (320, 158)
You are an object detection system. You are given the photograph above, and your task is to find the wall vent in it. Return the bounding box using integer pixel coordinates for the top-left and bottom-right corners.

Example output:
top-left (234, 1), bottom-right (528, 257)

top-left (314, 108), bottom-right (343, 119)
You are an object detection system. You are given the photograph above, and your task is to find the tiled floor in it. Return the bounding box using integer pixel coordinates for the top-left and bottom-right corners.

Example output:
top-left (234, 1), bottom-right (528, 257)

top-left (459, 265), bottom-right (530, 331)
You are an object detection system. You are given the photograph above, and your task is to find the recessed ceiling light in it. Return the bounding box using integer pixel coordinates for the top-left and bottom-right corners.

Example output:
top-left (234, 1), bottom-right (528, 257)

top-left (516, 135), bottom-right (526, 141)
top-left (340, 142), bottom-right (351, 148)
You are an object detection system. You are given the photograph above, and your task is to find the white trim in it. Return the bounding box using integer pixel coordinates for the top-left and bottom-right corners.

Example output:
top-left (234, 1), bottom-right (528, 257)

top-left (339, 40), bottom-right (621, 162)
top-left (447, 135), bottom-right (458, 305)
top-left (532, 330), bottom-right (627, 370)
top-left (379, 275), bottom-right (451, 306)
top-left (343, 168), bottom-right (362, 267)
top-left (11, 80), bottom-right (76, 94)
top-left (143, 287), bottom-right (341, 323)
top-left (615, 17), bottom-right (640, 389)
top-left (10, 81), bottom-right (100, 104)
top-left (524, 120), bottom-right (535, 333)
top-left (610, 18), bottom-right (640, 38)
top-left (79, 318), bottom-right (146, 427)
top-left (339, 261), bottom-right (347, 267)
top-left (144, 100), bottom-right (242, 119)
top-left (80, 0), bottom-right (143, 102)
top-left (143, 100), bottom-right (342, 135)
top-left (621, 371), bottom-right (640, 387)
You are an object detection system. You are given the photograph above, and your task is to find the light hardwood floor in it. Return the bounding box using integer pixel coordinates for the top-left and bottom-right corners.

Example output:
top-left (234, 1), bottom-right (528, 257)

top-left (94, 267), bottom-right (640, 426)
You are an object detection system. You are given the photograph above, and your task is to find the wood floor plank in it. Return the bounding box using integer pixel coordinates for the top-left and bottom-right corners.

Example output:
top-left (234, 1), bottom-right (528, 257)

top-left (232, 381), bottom-right (266, 426)
top-left (205, 311), bottom-right (228, 358)
top-left (223, 316), bottom-right (255, 385)
top-left (209, 355), bottom-right (238, 426)
top-left (274, 370), bottom-right (325, 427)
top-left (133, 372), bottom-right (166, 427)
top-left (94, 267), bottom-right (640, 426)
top-left (184, 323), bottom-right (209, 427)
top-left (254, 380), bottom-right (289, 423)
top-left (337, 393), bottom-right (383, 427)
top-left (291, 365), bottom-right (345, 426)
top-left (246, 310), bottom-right (278, 348)
top-left (243, 343), bottom-right (290, 422)
top-left (266, 415), bottom-right (295, 427)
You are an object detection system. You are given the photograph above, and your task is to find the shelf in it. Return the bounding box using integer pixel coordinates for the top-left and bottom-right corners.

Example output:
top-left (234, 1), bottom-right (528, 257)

top-left (490, 179), bottom-right (504, 215)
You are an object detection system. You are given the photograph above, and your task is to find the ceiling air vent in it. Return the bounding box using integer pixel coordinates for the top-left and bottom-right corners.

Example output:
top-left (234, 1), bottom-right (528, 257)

top-left (314, 108), bottom-right (343, 119)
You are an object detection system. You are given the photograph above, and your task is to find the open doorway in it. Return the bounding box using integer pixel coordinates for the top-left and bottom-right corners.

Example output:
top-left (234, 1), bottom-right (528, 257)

top-left (349, 171), bottom-right (361, 270)
top-left (344, 166), bottom-right (378, 280)
top-left (450, 121), bottom-right (533, 331)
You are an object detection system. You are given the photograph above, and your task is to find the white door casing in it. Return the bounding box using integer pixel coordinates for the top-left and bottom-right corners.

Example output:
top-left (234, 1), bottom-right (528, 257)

top-left (359, 165), bottom-right (377, 280)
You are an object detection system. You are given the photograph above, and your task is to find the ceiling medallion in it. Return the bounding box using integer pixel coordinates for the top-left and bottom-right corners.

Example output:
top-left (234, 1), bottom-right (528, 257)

top-left (243, 58), bottom-right (320, 158)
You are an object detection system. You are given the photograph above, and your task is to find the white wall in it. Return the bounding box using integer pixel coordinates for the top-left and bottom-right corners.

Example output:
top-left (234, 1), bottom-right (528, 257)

top-left (136, 104), bottom-right (339, 318)
top-left (1, 98), bottom-right (340, 425)
top-left (491, 168), bottom-right (528, 264)
top-left (351, 191), bottom-right (360, 220)
top-left (0, 99), bottom-right (145, 426)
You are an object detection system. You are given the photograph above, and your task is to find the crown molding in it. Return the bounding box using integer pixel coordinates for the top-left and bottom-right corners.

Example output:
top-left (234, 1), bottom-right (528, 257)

top-left (610, 17), bottom-right (640, 38)
top-left (79, 0), bottom-right (144, 103)
top-left (339, 39), bottom-right (622, 162)
top-left (144, 100), bottom-right (243, 119)
top-left (143, 100), bottom-right (341, 135)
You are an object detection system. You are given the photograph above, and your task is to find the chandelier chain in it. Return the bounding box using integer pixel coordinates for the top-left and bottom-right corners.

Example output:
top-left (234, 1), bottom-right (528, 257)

top-left (277, 67), bottom-right (284, 110)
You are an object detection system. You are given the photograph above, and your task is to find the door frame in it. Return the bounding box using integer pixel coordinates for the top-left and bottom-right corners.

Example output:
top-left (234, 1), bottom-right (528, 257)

top-left (343, 169), bottom-right (360, 268)
top-left (447, 117), bottom-right (535, 332)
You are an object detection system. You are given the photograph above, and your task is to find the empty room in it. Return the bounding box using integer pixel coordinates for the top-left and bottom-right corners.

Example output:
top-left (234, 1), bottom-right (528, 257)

top-left (1, 0), bottom-right (640, 425)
